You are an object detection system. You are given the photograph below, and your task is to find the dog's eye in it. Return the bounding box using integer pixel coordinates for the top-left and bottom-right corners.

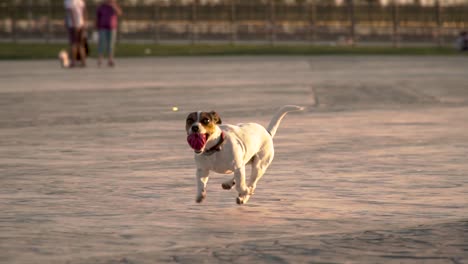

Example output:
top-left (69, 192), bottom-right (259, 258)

top-left (187, 118), bottom-right (194, 124)
top-left (201, 118), bottom-right (210, 125)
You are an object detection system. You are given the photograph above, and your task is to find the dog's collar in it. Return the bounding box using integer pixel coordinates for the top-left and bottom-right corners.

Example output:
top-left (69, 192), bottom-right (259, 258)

top-left (202, 132), bottom-right (226, 156)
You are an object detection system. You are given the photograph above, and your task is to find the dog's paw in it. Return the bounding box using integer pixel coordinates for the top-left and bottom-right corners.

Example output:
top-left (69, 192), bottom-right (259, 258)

top-left (196, 192), bottom-right (206, 203)
top-left (236, 194), bottom-right (250, 205)
top-left (221, 181), bottom-right (235, 190)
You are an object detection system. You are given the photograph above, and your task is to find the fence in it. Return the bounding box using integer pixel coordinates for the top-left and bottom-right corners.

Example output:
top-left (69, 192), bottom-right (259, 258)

top-left (1, 1), bottom-right (467, 46)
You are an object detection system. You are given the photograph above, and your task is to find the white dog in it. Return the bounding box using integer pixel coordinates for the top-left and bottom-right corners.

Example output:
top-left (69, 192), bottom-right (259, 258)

top-left (58, 49), bottom-right (70, 68)
top-left (186, 105), bottom-right (303, 204)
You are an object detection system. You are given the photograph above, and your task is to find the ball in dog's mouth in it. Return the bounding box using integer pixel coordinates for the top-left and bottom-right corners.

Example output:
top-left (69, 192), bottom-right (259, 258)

top-left (187, 133), bottom-right (207, 153)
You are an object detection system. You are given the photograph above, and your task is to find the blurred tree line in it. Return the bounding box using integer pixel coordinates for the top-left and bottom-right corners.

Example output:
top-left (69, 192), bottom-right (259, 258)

top-left (0, 0), bottom-right (434, 5)
top-left (5, 0), bottom-right (466, 5)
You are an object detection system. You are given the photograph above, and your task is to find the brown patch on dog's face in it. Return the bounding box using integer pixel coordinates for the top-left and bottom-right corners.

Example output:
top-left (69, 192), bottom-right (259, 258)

top-left (209, 111), bottom-right (222, 125)
top-left (199, 112), bottom-right (217, 135)
top-left (186, 112), bottom-right (198, 134)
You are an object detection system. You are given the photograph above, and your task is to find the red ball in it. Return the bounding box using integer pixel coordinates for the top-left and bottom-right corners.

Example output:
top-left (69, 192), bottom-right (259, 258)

top-left (187, 133), bottom-right (207, 151)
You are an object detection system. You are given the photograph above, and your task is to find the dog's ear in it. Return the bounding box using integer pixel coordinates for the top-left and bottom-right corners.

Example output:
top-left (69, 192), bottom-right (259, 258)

top-left (210, 111), bottom-right (222, 124)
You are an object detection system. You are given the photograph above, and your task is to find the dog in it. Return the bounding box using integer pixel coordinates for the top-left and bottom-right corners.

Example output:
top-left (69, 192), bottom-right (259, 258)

top-left (186, 105), bottom-right (304, 204)
top-left (58, 49), bottom-right (70, 68)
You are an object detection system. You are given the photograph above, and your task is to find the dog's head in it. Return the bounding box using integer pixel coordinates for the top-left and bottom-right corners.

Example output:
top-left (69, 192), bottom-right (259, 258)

top-left (186, 111), bottom-right (222, 153)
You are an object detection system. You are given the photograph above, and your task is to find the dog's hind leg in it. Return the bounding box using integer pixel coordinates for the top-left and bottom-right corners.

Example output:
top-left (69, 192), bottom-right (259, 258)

top-left (248, 165), bottom-right (267, 196)
top-left (248, 151), bottom-right (274, 195)
top-left (221, 176), bottom-right (235, 190)
top-left (196, 168), bottom-right (210, 203)
top-left (234, 166), bottom-right (250, 205)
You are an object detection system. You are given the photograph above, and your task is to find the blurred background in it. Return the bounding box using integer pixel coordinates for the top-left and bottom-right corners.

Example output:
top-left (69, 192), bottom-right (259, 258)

top-left (1, 0), bottom-right (467, 47)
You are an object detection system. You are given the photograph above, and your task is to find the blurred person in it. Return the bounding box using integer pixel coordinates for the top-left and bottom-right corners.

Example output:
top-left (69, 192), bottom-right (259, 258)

top-left (456, 31), bottom-right (468, 52)
top-left (65, 0), bottom-right (88, 67)
top-left (96, 0), bottom-right (122, 67)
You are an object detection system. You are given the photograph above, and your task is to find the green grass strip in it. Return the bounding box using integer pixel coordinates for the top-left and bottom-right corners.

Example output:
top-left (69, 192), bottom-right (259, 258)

top-left (0, 42), bottom-right (464, 60)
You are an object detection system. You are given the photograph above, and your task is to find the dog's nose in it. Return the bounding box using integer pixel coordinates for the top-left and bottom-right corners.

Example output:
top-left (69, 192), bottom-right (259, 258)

top-left (192, 126), bottom-right (199, 132)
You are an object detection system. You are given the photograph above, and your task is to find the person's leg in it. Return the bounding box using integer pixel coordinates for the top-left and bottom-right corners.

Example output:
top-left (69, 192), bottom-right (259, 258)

top-left (108, 29), bottom-right (117, 66)
top-left (68, 28), bottom-right (77, 67)
top-left (77, 28), bottom-right (86, 67)
top-left (97, 29), bottom-right (106, 66)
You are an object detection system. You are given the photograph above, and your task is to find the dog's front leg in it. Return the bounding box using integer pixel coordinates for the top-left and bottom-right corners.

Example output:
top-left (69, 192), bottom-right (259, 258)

top-left (234, 166), bottom-right (250, 205)
top-left (196, 168), bottom-right (209, 203)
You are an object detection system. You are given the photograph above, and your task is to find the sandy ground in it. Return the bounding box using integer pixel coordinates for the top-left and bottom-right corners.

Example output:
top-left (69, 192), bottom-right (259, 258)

top-left (0, 56), bottom-right (467, 263)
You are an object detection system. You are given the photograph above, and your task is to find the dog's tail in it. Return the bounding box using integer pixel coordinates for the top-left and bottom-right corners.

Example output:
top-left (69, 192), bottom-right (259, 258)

top-left (267, 105), bottom-right (304, 138)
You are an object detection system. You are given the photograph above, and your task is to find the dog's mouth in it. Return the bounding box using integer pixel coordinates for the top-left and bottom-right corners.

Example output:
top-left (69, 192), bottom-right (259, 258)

top-left (187, 133), bottom-right (209, 153)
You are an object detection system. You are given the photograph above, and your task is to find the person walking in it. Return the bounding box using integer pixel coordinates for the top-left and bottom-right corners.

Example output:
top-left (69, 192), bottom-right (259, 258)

top-left (456, 31), bottom-right (468, 52)
top-left (65, 0), bottom-right (87, 67)
top-left (96, 0), bottom-right (122, 67)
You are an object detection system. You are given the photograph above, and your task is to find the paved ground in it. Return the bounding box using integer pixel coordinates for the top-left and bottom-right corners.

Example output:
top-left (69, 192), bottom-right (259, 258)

top-left (0, 56), bottom-right (467, 263)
